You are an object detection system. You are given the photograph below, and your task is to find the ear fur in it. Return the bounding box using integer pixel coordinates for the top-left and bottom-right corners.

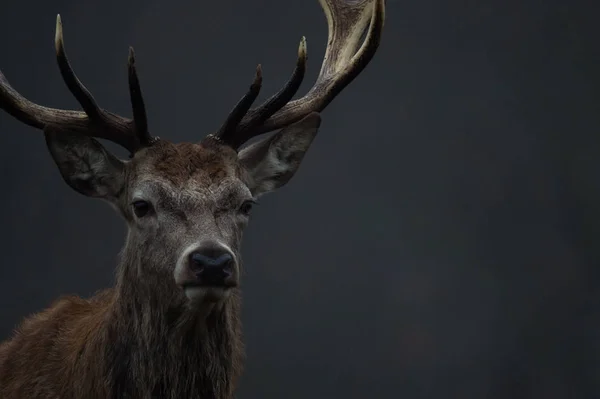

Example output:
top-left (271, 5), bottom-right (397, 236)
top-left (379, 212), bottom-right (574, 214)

top-left (44, 128), bottom-right (125, 201)
top-left (238, 112), bottom-right (321, 196)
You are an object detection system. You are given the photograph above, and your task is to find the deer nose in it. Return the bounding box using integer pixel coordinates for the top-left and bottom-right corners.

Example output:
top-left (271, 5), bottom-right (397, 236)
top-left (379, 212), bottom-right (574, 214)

top-left (188, 246), bottom-right (234, 286)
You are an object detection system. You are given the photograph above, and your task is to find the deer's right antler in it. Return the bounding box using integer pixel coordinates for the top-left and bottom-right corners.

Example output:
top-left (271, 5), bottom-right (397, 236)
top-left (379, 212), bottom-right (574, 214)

top-left (209, 0), bottom-right (386, 150)
top-left (0, 15), bottom-right (155, 155)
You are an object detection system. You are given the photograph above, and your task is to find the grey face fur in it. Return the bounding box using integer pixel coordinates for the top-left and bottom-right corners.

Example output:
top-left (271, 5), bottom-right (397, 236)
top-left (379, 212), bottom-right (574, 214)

top-left (42, 113), bottom-right (321, 310)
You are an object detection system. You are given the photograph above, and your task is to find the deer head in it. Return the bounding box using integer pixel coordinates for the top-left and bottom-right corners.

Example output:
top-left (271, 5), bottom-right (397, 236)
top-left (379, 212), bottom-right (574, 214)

top-left (0, 0), bottom-right (385, 308)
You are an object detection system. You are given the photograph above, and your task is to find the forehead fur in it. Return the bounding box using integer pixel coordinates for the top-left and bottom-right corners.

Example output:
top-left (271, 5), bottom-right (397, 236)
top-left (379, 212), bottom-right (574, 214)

top-left (130, 140), bottom-right (242, 187)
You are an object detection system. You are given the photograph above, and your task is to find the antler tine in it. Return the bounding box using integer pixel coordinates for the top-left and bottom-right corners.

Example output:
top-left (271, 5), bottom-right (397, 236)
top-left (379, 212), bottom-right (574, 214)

top-left (225, 37), bottom-right (308, 148)
top-left (0, 15), bottom-right (157, 155)
top-left (128, 47), bottom-right (156, 146)
top-left (260, 0), bottom-right (385, 132)
top-left (207, 34), bottom-right (308, 149)
top-left (54, 15), bottom-right (102, 119)
top-left (211, 65), bottom-right (263, 145)
top-left (209, 0), bottom-right (385, 150)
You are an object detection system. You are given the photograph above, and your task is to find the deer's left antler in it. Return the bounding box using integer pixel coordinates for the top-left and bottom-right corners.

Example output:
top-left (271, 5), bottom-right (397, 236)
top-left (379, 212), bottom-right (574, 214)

top-left (209, 0), bottom-right (386, 150)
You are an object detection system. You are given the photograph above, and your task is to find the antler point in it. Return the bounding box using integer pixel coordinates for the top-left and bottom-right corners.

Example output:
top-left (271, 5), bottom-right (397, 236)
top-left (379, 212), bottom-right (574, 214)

top-left (54, 15), bottom-right (64, 51)
top-left (255, 64), bottom-right (263, 81)
top-left (298, 36), bottom-right (307, 58)
top-left (128, 47), bottom-right (136, 66)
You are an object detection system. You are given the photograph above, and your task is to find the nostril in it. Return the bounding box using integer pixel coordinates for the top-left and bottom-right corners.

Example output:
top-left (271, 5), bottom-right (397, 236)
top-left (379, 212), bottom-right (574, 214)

top-left (188, 249), bottom-right (234, 277)
top-left (221, 258), bottom-right (234, 277)
top-left (188, 252), bottom-right (208, 273)
top-left (213, 253), bottom-right (234, 270)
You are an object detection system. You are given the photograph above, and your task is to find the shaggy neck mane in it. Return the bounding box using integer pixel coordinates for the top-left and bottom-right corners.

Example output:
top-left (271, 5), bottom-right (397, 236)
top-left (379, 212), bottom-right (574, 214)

top-left (98, 242), bottom-right (243, 398)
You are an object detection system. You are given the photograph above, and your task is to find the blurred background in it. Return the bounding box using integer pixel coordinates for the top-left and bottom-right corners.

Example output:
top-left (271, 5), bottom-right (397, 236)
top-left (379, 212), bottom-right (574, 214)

top-left (1, 0), bottom-right (599, 397)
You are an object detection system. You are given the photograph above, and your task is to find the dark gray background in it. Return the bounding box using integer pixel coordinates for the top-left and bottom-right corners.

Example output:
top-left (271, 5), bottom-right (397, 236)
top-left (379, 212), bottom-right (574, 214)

top-left (1, 0), bottom-right (599, 398)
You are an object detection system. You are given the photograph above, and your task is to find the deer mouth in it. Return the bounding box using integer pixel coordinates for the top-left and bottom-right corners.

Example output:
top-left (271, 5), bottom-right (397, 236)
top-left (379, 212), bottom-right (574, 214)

top-left (182, 281), bottom-right (237, 290)
top-left (181, 282), bottom-right (237, 303)
top-left (181, 279), bottom-right (237, 303)
top-left (175, 275), bottom-right (238, 303)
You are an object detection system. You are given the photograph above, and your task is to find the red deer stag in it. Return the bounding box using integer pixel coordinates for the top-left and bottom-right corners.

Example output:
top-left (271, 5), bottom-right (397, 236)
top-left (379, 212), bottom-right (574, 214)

top-left (0, 0), bottom-right (385, 397)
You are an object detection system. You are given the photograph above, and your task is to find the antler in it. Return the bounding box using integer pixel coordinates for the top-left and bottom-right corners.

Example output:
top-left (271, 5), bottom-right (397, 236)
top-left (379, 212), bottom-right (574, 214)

top-left (0, 15), bottom-right (156, 155)
top-left (209, 0), bottom-right (386, 150)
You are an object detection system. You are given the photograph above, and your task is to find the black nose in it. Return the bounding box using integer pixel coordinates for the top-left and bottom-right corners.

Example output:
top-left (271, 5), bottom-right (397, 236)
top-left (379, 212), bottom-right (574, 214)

top-left (188, 246), bottom-right (234, 286)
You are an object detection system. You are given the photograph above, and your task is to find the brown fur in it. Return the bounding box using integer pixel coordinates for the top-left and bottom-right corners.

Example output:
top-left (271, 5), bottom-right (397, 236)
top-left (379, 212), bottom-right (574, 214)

top-left (0, 141), bottom-right (246, 399)
top-left (146, 141), bottom-right (241, 184)
top-left (0, 110), bottom-right (321, 398)
top-left (0, 0), bottom-right (382, 393)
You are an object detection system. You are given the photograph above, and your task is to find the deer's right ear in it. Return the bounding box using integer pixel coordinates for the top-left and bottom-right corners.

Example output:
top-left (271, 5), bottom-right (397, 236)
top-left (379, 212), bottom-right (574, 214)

top-left (44, 128), bottom-right (125, 201)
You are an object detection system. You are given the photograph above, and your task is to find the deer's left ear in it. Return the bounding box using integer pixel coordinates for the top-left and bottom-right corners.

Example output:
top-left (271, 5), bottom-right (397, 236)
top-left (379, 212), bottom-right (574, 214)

top-left (238, 112), bottom-right (321, 196)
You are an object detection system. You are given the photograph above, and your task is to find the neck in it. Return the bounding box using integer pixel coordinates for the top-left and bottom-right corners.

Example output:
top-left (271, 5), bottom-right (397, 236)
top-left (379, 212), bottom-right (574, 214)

top-left (100, 244), bottom-right (244, 398)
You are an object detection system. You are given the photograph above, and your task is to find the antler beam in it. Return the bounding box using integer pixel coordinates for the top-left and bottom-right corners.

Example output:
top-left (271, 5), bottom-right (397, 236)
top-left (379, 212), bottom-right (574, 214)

top-left (1, 1), bottom-right (385, 154)
top-left (209, 0), bottom-right (386, 150)
top-left (0, 15), bottom-right (155, 155)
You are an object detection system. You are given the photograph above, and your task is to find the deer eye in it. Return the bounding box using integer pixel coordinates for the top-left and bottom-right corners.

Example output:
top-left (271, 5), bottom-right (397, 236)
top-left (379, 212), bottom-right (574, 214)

top-left (132, 200), bottom-right (152, 218)
top-left (239, 200), bottom-right (256, 216)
